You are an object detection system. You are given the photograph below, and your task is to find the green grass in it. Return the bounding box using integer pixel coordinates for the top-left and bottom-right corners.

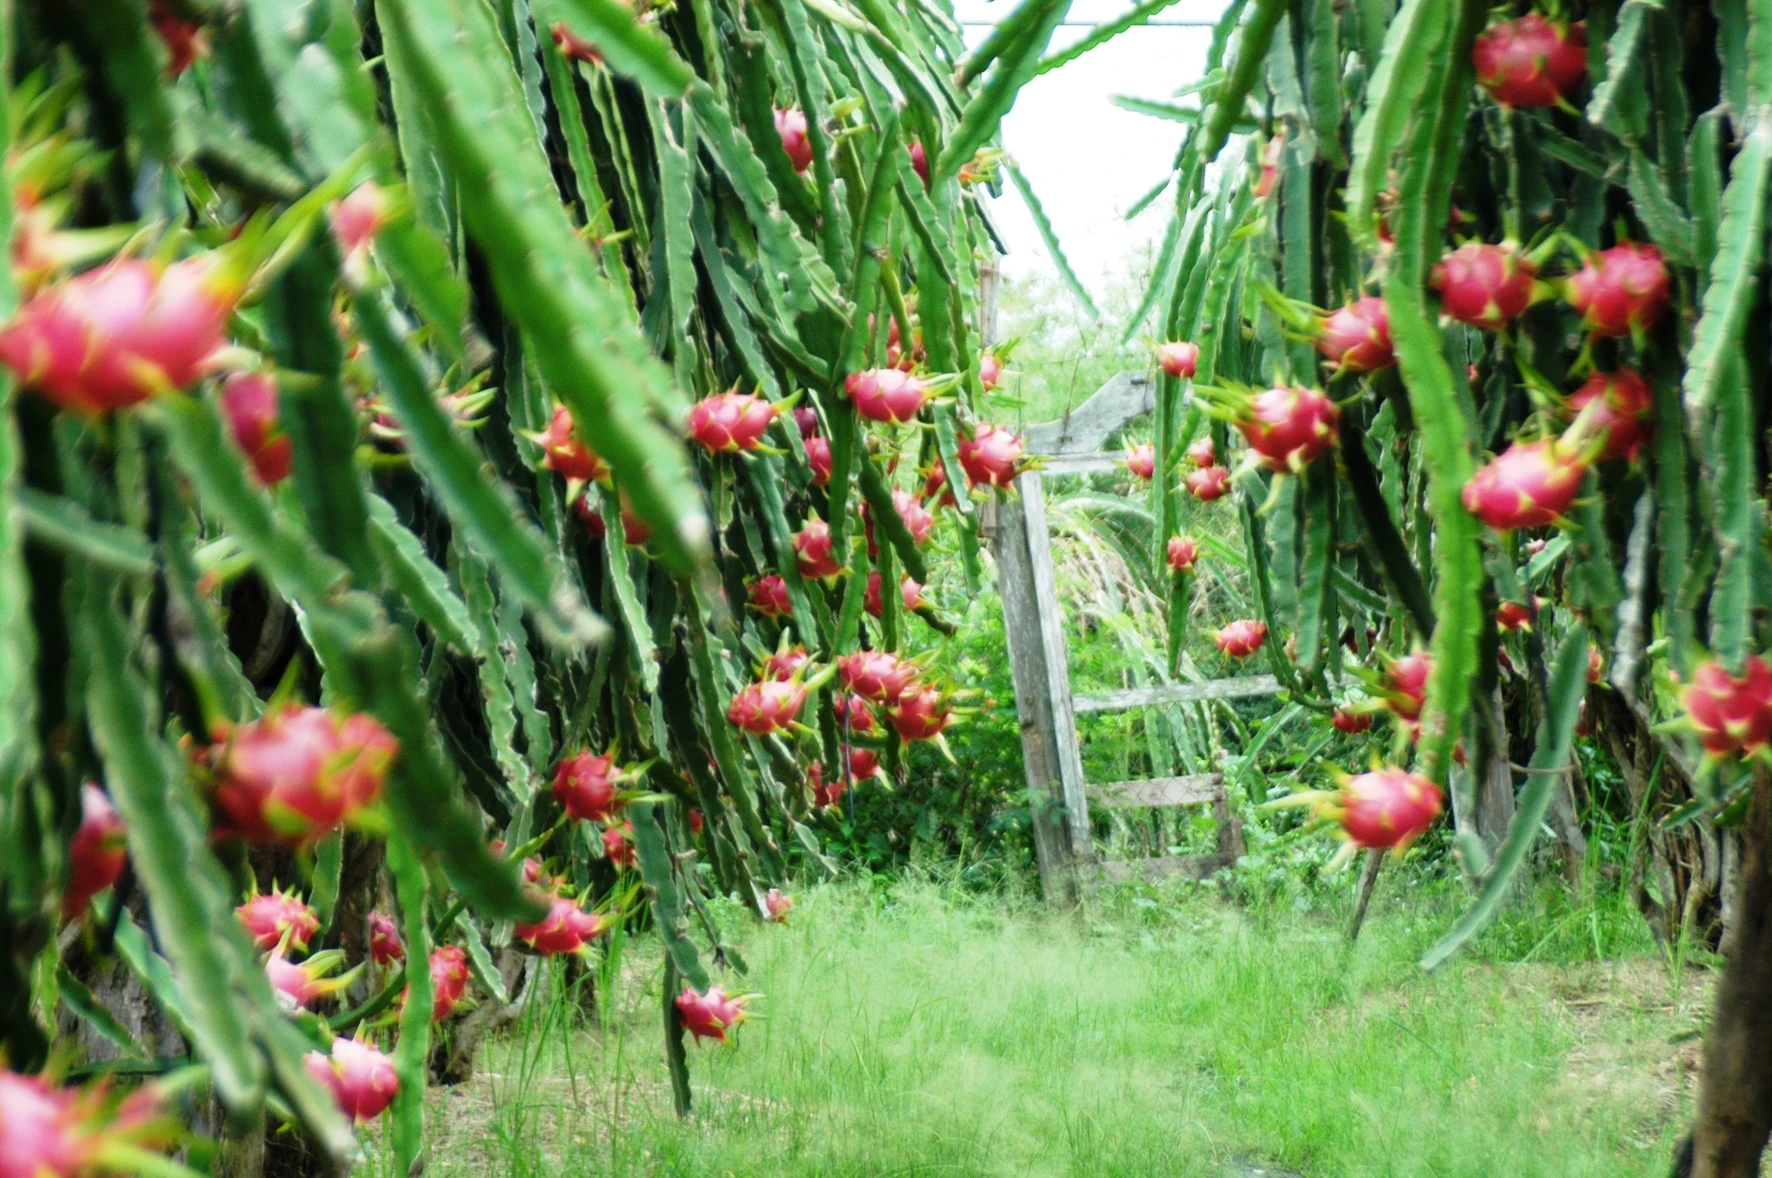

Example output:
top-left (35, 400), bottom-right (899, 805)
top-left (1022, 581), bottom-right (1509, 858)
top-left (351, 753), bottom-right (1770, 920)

top-left (401, 873), bottom-right (1698, 1178)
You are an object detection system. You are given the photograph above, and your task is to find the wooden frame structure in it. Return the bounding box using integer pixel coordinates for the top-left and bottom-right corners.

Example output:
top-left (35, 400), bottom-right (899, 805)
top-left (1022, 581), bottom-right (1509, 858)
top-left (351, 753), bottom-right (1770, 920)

top-left (984, 372), bottom-right (1281, 900)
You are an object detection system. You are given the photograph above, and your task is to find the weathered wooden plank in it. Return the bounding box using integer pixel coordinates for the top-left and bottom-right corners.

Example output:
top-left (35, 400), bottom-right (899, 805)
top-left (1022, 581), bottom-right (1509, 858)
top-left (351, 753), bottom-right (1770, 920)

top-left (1023, 372), bottom-right (1157, 457)
top-left (1073, 675), bottom-right (1283, 713)
top-left (1091, 773), bottom-right (1223, 809)
top-left (1017, 470), bottom-right (1094, 860)
top-left (1097, 851), bottom-right (1236, 885)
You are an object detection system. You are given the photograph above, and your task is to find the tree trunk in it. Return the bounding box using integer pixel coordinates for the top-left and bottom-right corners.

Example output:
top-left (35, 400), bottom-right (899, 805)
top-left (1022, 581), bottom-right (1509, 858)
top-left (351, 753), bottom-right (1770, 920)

top-left (1685, 771), bottom-right (1772, 1178)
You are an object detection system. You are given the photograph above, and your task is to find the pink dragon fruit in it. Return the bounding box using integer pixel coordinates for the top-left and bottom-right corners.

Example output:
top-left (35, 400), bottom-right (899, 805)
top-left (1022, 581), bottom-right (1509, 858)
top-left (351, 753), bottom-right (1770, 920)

top-left (774, 108), bottom-right (815, 173)
top-left (552, 749), bottom-right (628, 824)
top-left (978, 353), bottom-right (1003, 390)
top-left (957, 422), bottom-right (1026, 488)
top-left (908, 142), bottom-right (930, 187)
top-left (1186, 437), bottom-right (1216, 468)
top-left (236, 886), bottom-right (320, 952)
top-left (675, 986), bottom-right (751, 1043)
top-left (764, 889), bottom-right (793, 923)
top-left (1185, 464), bottom-right (1232, 501)
top-left (602, 823), bottom-right (635, 869)
top-left (764, 645), bottom-right (811, 681)
top-left (1157, 341), bottom-right (1199, 379)
top-left (1317, 296), bottom-right (1394, 373)
top-left (1680, 654), bottom-right (1772, 759)
top-left (1472, 15), bottom-right (1587, 108)
top-left (1567, 242), bottom-right (1669, 338)
top-left (864, 571), bottom-right (926, 619)
top-left (428, 945), bottom-right (472, 1019)
top-left (515, 897), bottom-right (612, 955)
top-left (61, 784), bottom-right (126, 919)
top-left (304, 1037), bottom-right (399, 1124)
top-left (1212, 619), bottom-right (1268, 658)
top-left (688, 390), bottom-right (782, 453)
top-left (150, 1), bottom-right (207, 76)
top-left (198, 705), bottom-right (397, 847)
top-left (1382, 652), bottom-right (1433, 720)
top-left (793, 519), bottom-right (843, 579)
top-left (1331, 708), bottom-right (1373, 734)
top-left (265, 950), bottom-right (354, 1011)
top-left (329, 182), bottom-right (391, 259)
top-left (1495, 598), bottom-right (1541, 633)
top-left (805, 434), bottom-right (833, 486)
top-left (1123, 442), bottom-right (1156, 480)
top-left (1165, 535), bottom-right (1200, 574)
top-left (728, 679), bottom-right (808, 735)
top-left (833, 692), bottom-right (877, 733)
top-left (1566, 368), bottom-right (1654, 462)
top-left (368, 912), bottom-right (404, 966)
top-left (535, 405), bottom-right (610, 482)
top-left (0, 1069), bottom-right (175, 1178)
top-left (1333, 768), bottom-right (1444, 849)
top-left (837, 650), bottom-right (918, 704)
top-left (219, 371), bottom-right (293, 485)
top-left (888, 685), bottom-right (955, 742)
top-left (1234, 385), bottom-right (1340, 473)
top-left (748, 574), bottom-right (793, 619)
top-left (1461, 437), bottom-right (1589, 530)
top-left (1430, 242), bottom-right (1537, 329)
top-left (845, 368), bottom-right (932, 423)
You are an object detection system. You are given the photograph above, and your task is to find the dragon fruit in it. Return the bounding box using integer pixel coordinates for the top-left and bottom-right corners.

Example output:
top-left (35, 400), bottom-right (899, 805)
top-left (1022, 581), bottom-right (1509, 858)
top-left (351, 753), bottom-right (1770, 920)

top-left (427, 945), bottom-right (472, 1020)
top-left (1566, 368), bottom-right (1654, 462)
top-left (1124, 442), bottom-right (1156, 481)
top-left (764, 889), bottom-right (793, 923)
top-left (236, 886), bottom-right (320, 953)
top-left (219, 371), bottom-right (293, 485)
top-left (728, 679), bottom-right (808, 735)
top-left (808, 761), bottom-right (845, 809)
top-left (747, 574), bottom-right (793, 619)
top-left (1494, 598), bottom-right (1542, 633)
top-left (845, 368), bottom-right (932, 423)
top-left (1472, 15), bottom-right (1587, 108)
top-left (1157, 341), bottom-right (1199, 379)
top-left (621, 501), bottom-right (651, 547)
top-left (1430, 242), bottom-right (1537, 329)
top-left (764, 645), bottom-right (811, 681)
top-left (0, 255), bottom-right (239, 414)
top-left (1588, 645), bottom-right (1604, 684)
top-left (515, 897), bottom-right (611, 954)
top-left (1185, 464), bottom-right (1232, 501)
top-left (535, 405), bottom-right (609, 482)
top-left (1186, 437), bottom-right (1216, 468)
top-left (833, 693), bottom-right (876, 733)
top-left (1165, 535), bottom-right (1200, 575)
top-left (792, 406), bottom-right (819, 438)
top-left (1327, 768), bottom-right (1445, 850)
top-left (368, 912), bottom-right (404, 967)
top-left (675, 986), bottom-right (751, 1043)
top-left (1461, 437), bottom-right (1589, 530)
top-left (921, 462), bottom-right (957, 510)
top-left (842, 745), bottom-right (880, 780)
top-left (1317, 296), bottom-right (1394, 373)
top-left (1567, 242), bottom-right (1669, 338)
top-left (553, 749), bottom-right (627, 823)
top-left (1382, 652), bottom-right (1433, 720)
top-left (863, 490), bottom-right (935, 555)
top-left (551, 21), bottom-right (602, 64)
top-left (978, 353), bottom-right (1003, 390)
top-left (266, 950), bottom-right (354, 1011)
top-left (889, 685), bottom-right (955, 742)
top-left (604, 822), bottom-right (637, 869)
top-left (304, 1038), bottom-right (399, 1124)
top-left (1331, 708), bottom-right (1373, 734)
top-left (688, 390), bottom-right (782, 453)
top-left (0, 1069), bottom-right (175, 1178)
top-left (149, 1), bottom-right (207, 76)
top-left (838, 650), bottom-right (918, 704)
top-left (908, 142), bottom-right (930, 187)
top-left (805, 434), bottom-right (833, 487)
top-left (957, 422), bottom-right (1026, 488)
top-left (329, 182), bottom-right (390, 259)
top-left (774, 108), bottom-right (814, 173)
top-left (1234, 385), bottom-right (1340, 473)
top-left (1680, 654), bottom-right (1772, 759)
top-left (793, 519), bottom-right (843, 579)
top-left (1212, 619), bottom-right (1268, 658)
top-left (198, 705), bottom-right (397, 847)
top-left (61, 784), bottom-right (126, 918)
top-left (864, 571), bottom-right (926, 619)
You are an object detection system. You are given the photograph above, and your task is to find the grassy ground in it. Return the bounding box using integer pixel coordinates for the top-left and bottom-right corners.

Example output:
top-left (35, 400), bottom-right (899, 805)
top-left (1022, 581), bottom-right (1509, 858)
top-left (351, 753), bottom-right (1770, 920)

top-left (393, 872), bottom-right (1704, 1178)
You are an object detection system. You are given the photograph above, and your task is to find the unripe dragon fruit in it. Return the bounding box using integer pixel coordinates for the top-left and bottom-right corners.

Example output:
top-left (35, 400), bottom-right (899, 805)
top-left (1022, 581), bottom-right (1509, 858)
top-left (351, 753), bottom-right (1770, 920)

top-left (764, 889), bottom-right (793, 923)
top-left (304, 1037), bottom-right (399, 1124)
top-left (368, 912), bottom-right (404, 967)
top-left (429, 945), bottom-right (472, 1019)
top-left (1331, 708), bottom-right (1373, 734)
top-left (62, 784), bottom-right (126, 918)
top-left (1157, 341), bottom-right (1199, 379)
top-left (1165, 535), bottom-right (1200, 575)
top-left (1588, 644), bottom-right (1604, 685)
top-left (1566, 368), bottom-right (1654, 462)
top-left (845, 368), bottom-right (932, 423)
top-left (1317, 296), bottom-right (1394, 373)
top-left (805, 434), bottom-right (833, 487)
top-left (728, 679), bottom-right (808, 735)
top-left (864, 571), bottom-right (926, 619)
top-left (675, 986), bottom-right (751, 1043)
top-left (1567, 242), bottom-right (1669, 338)
top-left (551, 21), bottom-right (602, 64)
top-left (0, 255), bottom-right (239, 415)
top-left (1472, 15), bottom-right (1587, 108)
top-left (1680, 655), bottom-right (1772, 759)
top-left (1235, 384), bottom-right (1340, 473)
top-left (1123, 442), bottom-right (1156, 480)
top-left (329, 182), bottom-right (391, 259)
top-left (198, 705), bottom-right (397, 847)
top-left (957, 422), bottom-right (1026, 488)
top-left (266, 950), bottom-right (354, 1011)
top-left (792, 519), bottom-right (843, 579)
top-left (1212, 619), bottom-right (1268, 658)
top-left (1185, 464), bottom-right (1232, 501)
top-left (515, 897), bottom-right (612, 954)
top-left (764, 645), bottom-right (811, 681)
top-left (978, 353), bottom-right (1003, 390)
top-left (833, 692), bottom-right (877, 733)
top-left (688, 390), bottom-right (782, 453)
top-left (536, 406), bottom-right (609, 482)
top-left (219, 371), bottom-right (293, 485)
top-left (552, 749), bottom-right (627, 824)
top-left (838, 650), bottom-right (918, 704)
top-left (236, 886), bottom-right (320, 952)
top-left (774, 108), bottom-right (814, 173)
top-left (1186, 437), bottom-right (1216, 468)
top-left (1382, 652), bottom-right (1433, 720)
top-left (149, 1), bottom-right (207, 76)
top-left (747, 574), bottom-right (792, 619)
top-left (1328, 768), bottom-right (1444, 850)
top-left (1430, 242), bottom-right (1536, 329)
top-left (889, 685), bottom-right (955, 742)
top-left (1461, 437), bottom-right (1589, 530)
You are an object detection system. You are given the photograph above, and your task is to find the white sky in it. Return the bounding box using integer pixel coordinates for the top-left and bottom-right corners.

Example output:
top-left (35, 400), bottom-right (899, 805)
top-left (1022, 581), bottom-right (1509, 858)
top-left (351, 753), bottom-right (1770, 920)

top-left (957, 0), bottom-right (1230, 295)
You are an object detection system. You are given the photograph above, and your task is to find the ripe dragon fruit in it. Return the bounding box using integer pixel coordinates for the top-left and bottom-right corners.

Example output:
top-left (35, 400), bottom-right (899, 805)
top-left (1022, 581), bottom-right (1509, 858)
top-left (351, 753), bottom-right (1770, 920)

top-left (149, 1), bottom-right (207, 76)
top-left (535, 405), bottom-right (610, 482)
top-left (329, 182), bottom-right (391, 260)
top-left (1430, 242), bottom-right (1537, 329)
top-left (236, 886), bottom-right (320, 953)
top-left (1234, 384), bottom-right (1340, 473)
top-left (792, 405), bottom-right (819, 438)
top-left (1588, 644), bottom-right (1604, 685)
top-left (727, 679), bottom-right (808, 735)
top-left (573, 496), bottom-right (607, 541)
top-left (1382, 652), bottom-right (1433, 720)
top-left (1472, 15), bottom-right (1587, 108)
top-left (808, 761), bottom-right (847, 809)
top-left (1185, 464), bottom-right (1232, 501)
top-left (551, 21), bottom-right (602, 64)
top-left (553, 749), bottom-right (628, 824)
top-left (764, 889), bottom-right (793, 923)
top-left (620, 500), bottom-right (651, 547)
top-left (841, 744), bottom-right (881, 780)
top-left (864, 571), bottom-right (926, 619)
top-left (1165, 535), bottom-right (1200, 575)
top-left (198, 705), bottom-right (397, 847)
top-left (978, 353), bottom-right (1003, 390)
top-left (1567, 242), bottom-right (1669, 338)
top-left (908, 142), bottom-right (930, 187)
top-left (61, 784), bottom-right (126, 918)
top-left (921, 462), bottom-right (957, 510)
top-left (805, 434), bottom-right (833, 487)
top-left (1566, 368), bottom-right (1654, 463)
top-left (764, 645), bottom-right (812, 681)
top-left (1327, 768), bottom-right (1445, 850)
top-left (1212, 619), bottom-right (1268, 658)
top-left (793, 518), bottom-right (843, 579)
top-left (428, 945), bottom-right (472, 1019)
top-left (1317, 296), bottom-right (1394, 373)
top-left (1253, 136), bottom-right (1282, 199)
top-left (837, 650), bottom-right (918, 704)
top-left (1157, 341), bottom-right (1199, 379)
top-left (1679, 654), bottom-right (1772, 759)
top-left (219, 371), bottom-right (293, 486)
top-left (774, 108), bottom-right (814, 173)
top-left (845, 367), bottom-right (932, 423)
top-left (884, 317), bottom-right (924, 372)
top-left (833, 692), bottom-right (877, 733)
top-left (675, 986), bottom-right (751, 1043)
top-left (688, 390), bottom-right (782, 453)
top-left (1331, 708), bottom-right (1373, 734)
top-left (0, 255), bottom-right (239, 415)
top-left (605, 822), bottom-right (637, 868)
top-left (1124, 442), bottom-right (1156, 480)
top-left (863, 490), bottom-right (935, 555)
top-left (747, 574), bottom-right (792, 619)
top-left (1461, 437), bottom-right (1589, 530)
top-left (515, 896), bottom-right (612, 954)
top-left (304, 1038), bottom-right (399, 1124)
top-left (957, 422), bottom-right (1026, 488)
top-left (1186, 437), bottom-right (1216, 468)
top-left (1494, 598), bottom-right (1543, 633)
top-left (266, 950), bottom-right (355, 1011)
top-left (0, 1069), bottom-right (175, 1178)
top-left (368, 912), bottom-right (404, 967)
top-left (889, 685), bottom-right (955, 742)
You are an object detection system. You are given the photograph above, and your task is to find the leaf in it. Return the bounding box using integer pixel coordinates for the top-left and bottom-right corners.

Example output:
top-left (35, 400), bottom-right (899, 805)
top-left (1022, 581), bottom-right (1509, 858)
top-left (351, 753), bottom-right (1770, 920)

top-left (629, 800), bottom-right (710, 990)
top-left (1035, 0), bottom-right (1186, 77)
top-left (387, 829), bottom-right (433, 1173)
top-left (552, 0), bottom-right (696, 96)
top-left (1192, 0), bottom-right (1287, 171)
top-left (938, 0), bottom-right (1072, 178)
top-left (365, 493), bottom-right (481, 657)
top-left (17, 488), bottom-right (154, 578)
top-left (1681, 115), bottom-right (1771, 430)
top-left (1344, 0), bottom-right (1448, 249)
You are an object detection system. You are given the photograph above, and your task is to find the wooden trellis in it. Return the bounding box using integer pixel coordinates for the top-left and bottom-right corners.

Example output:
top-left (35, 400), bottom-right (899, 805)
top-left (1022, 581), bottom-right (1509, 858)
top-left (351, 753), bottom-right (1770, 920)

top-left (984, 372), bottom-right (1282, 900)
